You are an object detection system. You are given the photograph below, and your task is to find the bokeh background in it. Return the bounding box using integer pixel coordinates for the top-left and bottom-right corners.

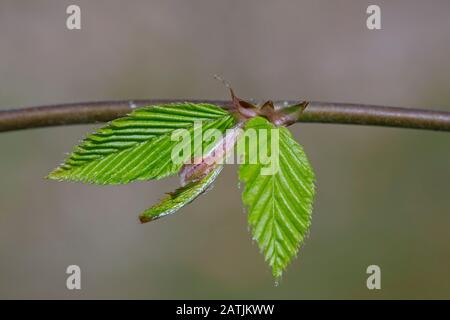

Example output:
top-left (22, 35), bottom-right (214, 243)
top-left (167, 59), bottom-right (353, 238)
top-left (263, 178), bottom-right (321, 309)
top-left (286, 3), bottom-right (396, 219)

top-left (0, 0), bottom-right (449, 299)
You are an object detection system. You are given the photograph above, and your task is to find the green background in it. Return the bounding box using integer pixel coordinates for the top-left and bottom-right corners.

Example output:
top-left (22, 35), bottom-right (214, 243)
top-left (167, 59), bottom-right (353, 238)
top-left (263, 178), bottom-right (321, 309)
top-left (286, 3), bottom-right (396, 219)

top-left (0, 0), bottom-right (449, 299)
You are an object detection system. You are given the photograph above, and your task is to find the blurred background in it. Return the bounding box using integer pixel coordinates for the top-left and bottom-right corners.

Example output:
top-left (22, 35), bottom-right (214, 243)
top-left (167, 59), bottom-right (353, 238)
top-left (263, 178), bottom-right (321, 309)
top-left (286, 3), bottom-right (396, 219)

top-left (0, 0), bottom-right (449, 299)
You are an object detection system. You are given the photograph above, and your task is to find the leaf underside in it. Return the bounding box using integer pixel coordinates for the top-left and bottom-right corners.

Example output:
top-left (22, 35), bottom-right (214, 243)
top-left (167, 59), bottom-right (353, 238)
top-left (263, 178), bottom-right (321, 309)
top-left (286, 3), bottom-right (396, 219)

top-left (140, 165), bottom-right (223, 223)
top-left (239, 117), bottom-right (315, 280)
top-left (48, 103), bottom-right (235, 184)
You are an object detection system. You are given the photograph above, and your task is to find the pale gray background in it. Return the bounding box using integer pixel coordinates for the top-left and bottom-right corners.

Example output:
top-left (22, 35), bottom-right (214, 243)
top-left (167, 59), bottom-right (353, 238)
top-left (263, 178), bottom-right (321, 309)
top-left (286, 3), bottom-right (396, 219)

top-left (0, 0), bottom-right (449, 299)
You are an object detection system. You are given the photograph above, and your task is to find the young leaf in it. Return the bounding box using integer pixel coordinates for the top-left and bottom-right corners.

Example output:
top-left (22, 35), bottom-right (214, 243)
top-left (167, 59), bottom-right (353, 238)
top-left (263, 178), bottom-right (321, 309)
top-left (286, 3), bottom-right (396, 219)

top-left (239, 117), bottom-right (315, 280)
top-left (140, 165), bottom-right (223, 223)
top-left (48, 103), bottom-right (235, 184)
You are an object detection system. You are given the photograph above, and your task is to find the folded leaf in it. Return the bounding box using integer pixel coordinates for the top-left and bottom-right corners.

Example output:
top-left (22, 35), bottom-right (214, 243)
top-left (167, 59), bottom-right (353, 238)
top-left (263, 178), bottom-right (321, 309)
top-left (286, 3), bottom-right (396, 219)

top-left (48, 103), bottom-right (234, 184)
top-left (140, 165), bottom-right (223, 223)
top-left (239, 117), bottom-right (315, 280)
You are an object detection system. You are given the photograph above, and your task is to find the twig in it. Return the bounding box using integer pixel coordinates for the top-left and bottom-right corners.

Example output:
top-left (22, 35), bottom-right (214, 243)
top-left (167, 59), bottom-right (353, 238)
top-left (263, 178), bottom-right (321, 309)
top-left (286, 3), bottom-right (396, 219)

top-left (0, 100), bottom-right (449, 132)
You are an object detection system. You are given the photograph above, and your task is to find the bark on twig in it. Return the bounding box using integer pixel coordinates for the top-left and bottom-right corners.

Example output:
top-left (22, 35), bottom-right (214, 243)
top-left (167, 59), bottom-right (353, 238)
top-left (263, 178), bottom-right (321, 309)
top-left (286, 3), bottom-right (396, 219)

top-left (1, 100), bottom-right (449, 132)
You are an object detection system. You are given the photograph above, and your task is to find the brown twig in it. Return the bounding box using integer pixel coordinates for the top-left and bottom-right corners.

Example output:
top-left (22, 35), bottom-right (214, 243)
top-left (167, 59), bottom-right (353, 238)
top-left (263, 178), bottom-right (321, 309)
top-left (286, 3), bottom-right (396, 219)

top-left (0, 100), bottom-right (449, 132)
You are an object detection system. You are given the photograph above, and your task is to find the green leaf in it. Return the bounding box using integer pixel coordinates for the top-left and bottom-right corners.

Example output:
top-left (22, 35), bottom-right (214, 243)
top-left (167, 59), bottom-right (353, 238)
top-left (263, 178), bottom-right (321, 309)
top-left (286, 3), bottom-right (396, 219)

top-left (140, 165), bottom-right (223, 223)
top-left (239, 117), bottom-right (315, 280)
top-left (48, 103), bottom-right (235, 184)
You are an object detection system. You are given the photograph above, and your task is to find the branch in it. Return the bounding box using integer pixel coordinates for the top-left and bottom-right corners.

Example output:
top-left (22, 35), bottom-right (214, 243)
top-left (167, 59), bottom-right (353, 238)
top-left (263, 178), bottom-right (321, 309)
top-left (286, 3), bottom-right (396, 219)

top-left (1, 99), bottom-right (450, 132)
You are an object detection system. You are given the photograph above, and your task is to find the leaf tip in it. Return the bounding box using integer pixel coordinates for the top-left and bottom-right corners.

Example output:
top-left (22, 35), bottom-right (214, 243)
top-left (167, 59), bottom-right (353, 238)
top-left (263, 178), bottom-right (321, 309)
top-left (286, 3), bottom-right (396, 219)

top-left (46, 168), bottom-right (67, 181)
top-left (272, 268), bottom-right (283, 283)
top-left (139, 213), bottom-right (156, 224)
